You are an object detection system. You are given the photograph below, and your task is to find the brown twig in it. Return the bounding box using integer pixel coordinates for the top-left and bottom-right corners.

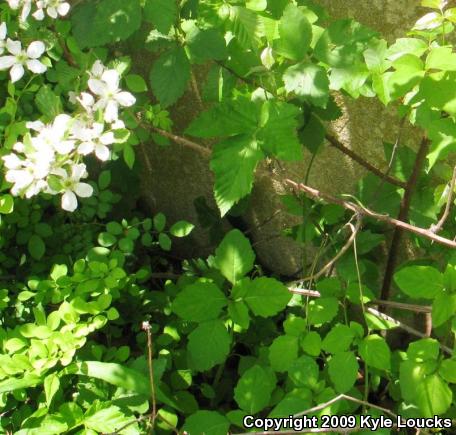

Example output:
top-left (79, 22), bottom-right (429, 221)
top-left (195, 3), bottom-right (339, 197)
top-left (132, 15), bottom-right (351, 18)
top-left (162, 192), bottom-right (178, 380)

top-left (284, 179), bottom-right (456, 248)
top-left (381, 137), bottom-right (429, 302)
top-left (149, 126), bottom-right (211, 156)
top-left (142, 321), bottom-right (157, 431)
top-left (325, 134), bottom-right (406, 189)
top-left (430, 165), bottom-right (456, 234)
top-left (190, 70), bottom-right (203, 110)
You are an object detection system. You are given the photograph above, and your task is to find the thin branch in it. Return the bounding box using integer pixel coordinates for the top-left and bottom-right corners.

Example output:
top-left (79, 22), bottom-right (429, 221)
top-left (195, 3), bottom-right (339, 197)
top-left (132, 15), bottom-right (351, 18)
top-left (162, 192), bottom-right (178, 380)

top-left (142, 321), bottom-right (157, 431)
top-left (430, 165), bottom-right (456, 234)
top-left (149, 126), bottom-right (211, 156)
top-left (302, 215), bottom-right (362, 282)
top-left (284, 179), bottom-right (456, 248)
top-left (381, 137), bottom-right (429, 302)
top-left (325, 134), bottom-right (406, 189)
top-left (190, 70), bottom-right (203, 110)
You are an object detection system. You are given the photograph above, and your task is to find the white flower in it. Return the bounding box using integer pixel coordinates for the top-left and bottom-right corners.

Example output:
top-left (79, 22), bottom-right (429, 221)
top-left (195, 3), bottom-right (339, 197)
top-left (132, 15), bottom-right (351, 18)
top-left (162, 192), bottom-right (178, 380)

top-left (0, 39), bottom-right (47, 82)
top-left (34, 0), bottom-right (70, 20)
top-left (57, 163), bottom-right (93, 212)
top-left (89, 70), bottom-right (136, 122)
top-left (90, 60), bottom-right (105, 79)
top-left (7, 0), bottom-right (32, 22)
top-left (33, 114), bottom-right (75, 155)
top-left (73, 122), bottom-right (115, 161)
top-left (0, 23), bottom-right (7, 55)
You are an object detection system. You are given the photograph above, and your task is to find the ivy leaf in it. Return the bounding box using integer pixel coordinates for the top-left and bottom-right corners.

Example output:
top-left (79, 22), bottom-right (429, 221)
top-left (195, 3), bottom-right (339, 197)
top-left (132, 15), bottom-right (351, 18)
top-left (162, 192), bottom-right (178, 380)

top-left (150, 47), bottom-right (190, 107)
top-left (187, 320), bottom-right (231, 371)
top-left (214, 230), bottom-right (255, 284)
top-left (321, 324), bottom-right (354, 354)
top-left (328, 351), bottom-right (359, 393)
top-left (276, 4), bottom-right (312, 60)
top-left (28, 234), bottom-right (46, 260)
top-left (183, 411), bottom-right (230, 435)
top-left (394, 266), bottom-right (444, 299)
top-left (358, 334), bottom-right (391, 371)
top-left (144, 0), bottom-right (177, 33)
top-left (172, 280), bottom-right (227, 322)
top-left (269, 335), bottom-right (299, 372)
top-left (244, 277), bottom-right (291, 317)
top-left (283, 62), bottom-right (329, 108)
top-left (211, 137), bottom-right (264, 216)
top-left (234, 365), bottom-right (276, 413)
top-left (432, 293), bottom-right (456, 327)
top-left (186, 27), bottom-right (227, 62)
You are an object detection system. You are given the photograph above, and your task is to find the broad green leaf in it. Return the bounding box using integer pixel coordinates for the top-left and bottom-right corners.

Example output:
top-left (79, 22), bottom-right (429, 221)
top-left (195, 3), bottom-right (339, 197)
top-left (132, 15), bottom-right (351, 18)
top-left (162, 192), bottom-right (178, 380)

top-left (154, 213), bottom-right (166, 232)
top-left (358, 334), bottom-right (391, 371)
top-left (123, 144), bottom-right (135, 169)
top-left (414, 12), bottom-right (443, 30)
top-left (363, 38), bottom-right (390, 73)
top-left (394, 265), bottom-right (444, 299)
top-left (211, 137), bottom-right (264, 215)
top-left (228, 6), bottom-right (263, 49)
top-left (169, 220), bottom-right (195, 237)
top-left (276, 4), bottom-right (312, 60)
top-left (269, 388), bottom-right (313, 418)
top-left (0, 374), bottom-right (42, 393)
top-left (288, 355), bottom-right (319, 389)
top-left (186, 27), bottom-right (227, 61)
top-left (283, 315), bottom-right (306, 337)
top-left (125, 74), bottom-right (148, 93)
top-left (419, 72), bottom-right (456, 117)
top-left (35, 86), bottom-right (62, 120)
top-left (307, 297), bottom-right (339, 325)
top-left (214, 229), bottom-right (255, 283)
top-left (321, 324), bottom-right (354, 354)
top-left (183, 411), bottom-right (230, 435)
top-left (299, 113), bottom-right (326, 153)
top-left (84, 402), bottom-right (135, 433)
top-left (328, 351), bottom-right (359, 393)
top-left (234, 365), bottom-right (276, 413)
top-left (387, 54), bottom-right (425, 99)
top-left (68, 361), bottom-right (178, 409)
top-left (244, 277), bottom-right (291, 317)
top-left (432, 293), bottom-right (456, 327)
top-left (269, 335), bottom-right (299, 372)
top-left (44, 373), bottom-right (60, 408)
top-left (386, 38), bottom-right (428, 61)
top-left (426, 46), bottom-right (456, 71)
top-left (187, 320), bottom-right (231, 371)
top-left (98, 170), bottom-right (111, 190)
top-left (172, 279), bottom-right (227, 322)
top-left (0, 194), bottom-right (14, 214)
top-left (301, 331), bottom-right (322, 356)
top-left (228, 300), bottom-right (250, 329)
top-left (422, 0), bottom-right (446, 8)
top-left (246, 0), bottom-right (267, 11)
top-left (426, 118), bottom-right (456, 168)
top-left (283, 62), bottom-right (329, 108)
top-left (158, 233), bottom-right (172, 251)
top-left (144, 0), bottom-right (177, 33)
top-left (150, 47), bottom-right (190, 107)
top-left (439, 359), bottom-right (456, 383)
top-left (28, 234), bottom-right (46, 260)
top-left (407, 338), bottom-right (440, 362)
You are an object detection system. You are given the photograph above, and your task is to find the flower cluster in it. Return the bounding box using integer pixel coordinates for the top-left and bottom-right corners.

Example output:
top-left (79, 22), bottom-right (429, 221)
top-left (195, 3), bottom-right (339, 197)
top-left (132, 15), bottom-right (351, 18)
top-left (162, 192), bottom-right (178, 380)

top-left (7, 0), bottom-right (70, 22)
top-left (2, 63), bottom-right (136, 212)
top-left (0, 23), bottom-right (47, 82)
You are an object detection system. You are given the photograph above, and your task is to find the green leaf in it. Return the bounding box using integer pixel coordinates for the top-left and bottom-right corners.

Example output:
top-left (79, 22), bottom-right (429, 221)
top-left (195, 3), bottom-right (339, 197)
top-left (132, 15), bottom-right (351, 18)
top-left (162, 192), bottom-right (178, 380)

top-left (299, 113), bottom-right (326, 154)
top-left (394, 266), bottom-right (444, 299)
top-left (276, 4), bottom-right (312, 60)
top-left (0, 374), bottom-right (42, 394)
top-left (172, 279), bottom-right (227, 322)
top-left (183, 411), bottom-right (230, 435)
top-left (98, 170), bottom-right (111, 190)
top-left (422, 0), bottom-right (446, 8)
top-left (187, 320), bottom-right (231, 371)
top-left (154, 213), bottom-right (166, 232)
top-left (228, 6), bottom-right (263, 49)
top-left (186, 27), bottom-right (227, 61)
top-left (269, 388), bottom-right (313, 418)
top-left (228, 300), bottom-right (250, 329)
top-left (169, 221), bottom-right (195, 237)
top-left (388, 54), bottom-right (425, 99)
top-left (419, 72), bottom-right (456, 117)
top-left (28, 234), bottom-right (46, 260)
top-left (288, 355), bottom-right (319, 389)
top-left (35, 86), bottom-right (62, 119)
top-left (123, 144), bottom-right (135, 169)
top-left (301, 331), bottom-right (322, 357)
top-left (358, 334), bottom-right (391, 371)
top-left (328, 351), bottom-right (359, 393)
top-left (125, 74), bottom-right (148, 93)
top-left (426, 46), bottom-right (456, 71)
top-left (307, 297), bottom-right (339, 325)
top-left (44, 373), bottom-right (60, 408)
top-left (144, 0), bottom-right (177, 33)
top-left (321, 324), bottom-right (354, 354)
top-left (214, 229), bottom-right (255, 284)
top-left (0, 194), bottom-right (14, 214)
top-left (234, 365), bottom-right (276, 413)
top-left (84, 403), bottom-right (134, 433)
top-left (439, 359), bottom-right (456, 383)
top-left (158, 233), bottom-right (172, 251)
top-left (244, 277), bottom-right (291, 317)
top-left (387, 38), bottom-right (428, 61)
top-left (283, 62), bottom-right (329, 107)
top-left (269, 335), bottom-right (299, 372)
top-left (407, 338), bottom-right (440, 362)
top-left (150, 47), bottom-right (190, 107)
top-left (432, 293), bottom-right (456, 327)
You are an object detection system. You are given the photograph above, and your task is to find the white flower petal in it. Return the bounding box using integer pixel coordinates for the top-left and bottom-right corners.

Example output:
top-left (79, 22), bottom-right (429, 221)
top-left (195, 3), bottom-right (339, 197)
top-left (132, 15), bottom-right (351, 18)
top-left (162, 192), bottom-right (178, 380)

top-left (32, 8), bottom-right (45, 20)
top-left (58, 3), bottom-right (70, 16)
top-left (88, 78), bottom-right (107, 96)
top-left (71, 163), bottom-right (87, 180)
top-left (47, 6), bottom-right (58, 19)
top-left (20, 2), bottom-right (32, 21)
top-left (27, 41), bottom-right (45, 59)
top-left (115, 91), bottom-right (136, 107)
top-left (0, 55), bottom-right (16, 70)
top-left (102, 70), bottom-right (120, 91)
top-left (54, 140), bottom-right (75, 154)
top-left (104, 100), bottom-right (118, 123)
top-left (10, 63), bottom-right (24, 82)
top-left (6, 39), bottom-right (21, 55)
top-left (0, 23), bottom-right (7, 40)
top-left (26, 59), bottom-right (46, 74)
top-left (26, 120), bottom-right (45, 131)
top-left (62, 190), bottom-right (77, 212)
top-left (53, 114), bottom-right (71, 134)
top-left (100, 132), bottom-right (115, 145)
top-left (91, 60), bottom-right (104, 77)
top-left (74, 182), bottom-right (93, 198)
top-left (2, 154), bottom-right (21, 169)
top-left (95, 144), bottom-right (110, 161)
top-left (78, 142), bottom-right (94, 155)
